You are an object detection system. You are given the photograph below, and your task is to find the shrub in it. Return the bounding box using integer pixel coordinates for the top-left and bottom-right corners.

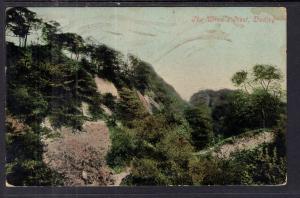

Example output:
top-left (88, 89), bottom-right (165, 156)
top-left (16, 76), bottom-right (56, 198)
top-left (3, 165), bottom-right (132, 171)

top-left (106, 127), bottom-right (136, 168)
top-left (184, 105), bottom-right (213, 149)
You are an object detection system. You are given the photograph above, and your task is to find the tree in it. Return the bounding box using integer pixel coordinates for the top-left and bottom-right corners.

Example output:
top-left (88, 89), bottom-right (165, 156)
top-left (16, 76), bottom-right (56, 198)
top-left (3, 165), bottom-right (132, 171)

top-left (41, 20), bottom-right (61, 45)
top-left (56, 33), bottom-right (84, 60)
top-left (231, 70), bottom-right (251, 93)
top-left (250, 89), bottom-right (282, 128)
top-left (213, 91), bottom-right (258, 136)
top-left (128, 55), bottom-right (152, 93)
top-left (253, 64), bottom-right (282, 92)
top-left (184, 105), bottom-right (213, 149)
top-left (6, 7), bottom-right (41, 47)
top-left (232, 64), bottom-right (283, 96)
top-left (90, 44), bottom-right (124, 84)
top-left (117, 87), bottom-right (147, 125)
top-left (231, 65), bottom-right (284, 129)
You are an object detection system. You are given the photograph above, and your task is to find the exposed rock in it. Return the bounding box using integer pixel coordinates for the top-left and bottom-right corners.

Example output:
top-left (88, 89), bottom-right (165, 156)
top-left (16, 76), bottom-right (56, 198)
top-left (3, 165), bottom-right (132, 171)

top-left (100, 104), bottom-right (112, 116)
top-left (136, 91), bottom-right (160, 114)
top-left (41, 117), bottom-right (54, 131)
top-left (6, 115), bottom-right (29, 134)
top-left (82, 170), bottom-right (88, 180)
top-left (94, 77), bottom-right (119, 98)
top-left (42, 120), bottom-right (114, 186)
top-left (81, 102), bottom-right (92, 118)
top-left (190, 89), bottom-right (234, 108)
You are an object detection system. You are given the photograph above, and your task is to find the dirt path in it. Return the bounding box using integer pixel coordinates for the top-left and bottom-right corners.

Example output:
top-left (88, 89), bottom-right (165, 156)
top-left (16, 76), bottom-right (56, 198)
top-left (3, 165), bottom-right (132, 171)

top-left (196, 131), bottom-right (275, 159)
top-left (110, 168), bottom-right (131, 186)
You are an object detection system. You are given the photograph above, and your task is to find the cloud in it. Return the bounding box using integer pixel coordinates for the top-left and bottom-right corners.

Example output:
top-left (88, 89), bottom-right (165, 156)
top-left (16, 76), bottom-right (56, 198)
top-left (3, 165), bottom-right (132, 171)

top-left (155, 27), bottom-right (232, 62)
top-left (251, 7), bottom-right (286, 21)
top-left (108, 14), bottom-right (177, 27)
top-left (103, 30), bottom-right (123, 36)
top-left (130, 30), bottom-right (156, 37)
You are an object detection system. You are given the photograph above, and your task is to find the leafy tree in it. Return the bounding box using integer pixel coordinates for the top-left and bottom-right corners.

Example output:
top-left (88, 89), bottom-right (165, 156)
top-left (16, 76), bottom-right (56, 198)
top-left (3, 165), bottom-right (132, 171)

top-left (117, 87), bottom-right (147, 125)
top-left (250, 88), bottom-right (282, 128)
top-left (102, 93), bottom-right (117, 111)
top-left (233, 145), bottom-right (286, 185)
top-left (106, 127), bottom-right (136, 168)
top-left (90, 44), bottom-right (123, 84)
top-left (41, 20), bottom-right (61, 45)
top-left (6, 123), bottom-right (64, 186)
top-left (253, 64), bottom-right (282, 92)
top-left (7, 86), bottom-right (48, 124)
top-left (184, 105), bottom-right (213, 149)
top-left (231, 70), bottom-right (251, 93)
top-left (57, 33), bottom-right (84, 60)
top-left (128, 55), bottom-right (152, 93)
top-left (6, 7), bottom-right (41, 47)
top-left (214, 91), bottom-right (257, 136)
top-left (197, 156), bottom-right (241, 185)
top-left (232, 64), bottom-right (283, 95)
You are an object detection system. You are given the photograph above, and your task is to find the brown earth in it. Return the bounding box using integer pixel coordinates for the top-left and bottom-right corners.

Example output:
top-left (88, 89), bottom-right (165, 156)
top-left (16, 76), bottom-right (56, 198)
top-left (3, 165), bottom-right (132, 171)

top-left (94, 77), bottom-right (119, 98)
top-left (42, 120), bottom-right (115, 186)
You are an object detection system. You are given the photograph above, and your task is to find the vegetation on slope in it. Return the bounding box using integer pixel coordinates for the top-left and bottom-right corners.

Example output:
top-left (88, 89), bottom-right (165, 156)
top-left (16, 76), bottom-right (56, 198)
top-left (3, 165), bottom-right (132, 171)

top-left (5, 7), bottom-right (286, 186)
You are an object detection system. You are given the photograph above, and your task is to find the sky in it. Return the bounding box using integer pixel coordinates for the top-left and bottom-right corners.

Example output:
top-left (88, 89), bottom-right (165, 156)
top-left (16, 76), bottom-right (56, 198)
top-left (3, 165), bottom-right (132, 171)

top-left (27, 7), bottom-right (286, 100)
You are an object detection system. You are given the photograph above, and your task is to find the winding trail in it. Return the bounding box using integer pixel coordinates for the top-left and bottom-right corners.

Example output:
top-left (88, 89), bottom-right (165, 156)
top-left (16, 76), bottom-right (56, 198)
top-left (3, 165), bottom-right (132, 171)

top-left (195, 131), bottom-right (275, 159)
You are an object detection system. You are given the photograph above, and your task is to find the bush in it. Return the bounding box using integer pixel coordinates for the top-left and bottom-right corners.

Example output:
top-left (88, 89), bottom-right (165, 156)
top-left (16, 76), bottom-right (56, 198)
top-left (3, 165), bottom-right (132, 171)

top-left (106, 127), bottom-right (136, 168)
top-left (6, 126), bottom-right (64, 186)
top-left (233, 145), bottom-right (286, 185)
top-left (102, 93), bottom-right (117, 110)
top-left (184, 105), bottom-right (213, 149)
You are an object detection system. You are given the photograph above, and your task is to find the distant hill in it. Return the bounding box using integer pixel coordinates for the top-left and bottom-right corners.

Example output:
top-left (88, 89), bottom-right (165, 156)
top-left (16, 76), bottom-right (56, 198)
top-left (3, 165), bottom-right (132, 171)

top-left (189, 89), bottom-right (235, 108)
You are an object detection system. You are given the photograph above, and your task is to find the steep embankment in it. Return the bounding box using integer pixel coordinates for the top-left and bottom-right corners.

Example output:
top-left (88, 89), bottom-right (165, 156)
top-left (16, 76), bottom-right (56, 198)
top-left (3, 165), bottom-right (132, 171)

top-left (195, 130), bottom-right (275, 159)
top-left (42, 77), bottom-right (133, 186)
top-left (42, 120), bottom-right (114, 186)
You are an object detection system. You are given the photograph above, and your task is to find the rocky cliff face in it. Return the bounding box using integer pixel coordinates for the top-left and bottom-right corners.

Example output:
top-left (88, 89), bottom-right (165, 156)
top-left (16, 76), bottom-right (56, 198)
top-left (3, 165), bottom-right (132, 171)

top-left (190, 89), bottom-right (234, 108)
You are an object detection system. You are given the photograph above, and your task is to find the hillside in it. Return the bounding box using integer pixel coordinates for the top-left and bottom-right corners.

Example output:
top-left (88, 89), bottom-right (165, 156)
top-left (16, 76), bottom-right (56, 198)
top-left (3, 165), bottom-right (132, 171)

top-left (190, 89), bottom-right (235, 108)
top-left (5, 7), bottom-right (286, 186)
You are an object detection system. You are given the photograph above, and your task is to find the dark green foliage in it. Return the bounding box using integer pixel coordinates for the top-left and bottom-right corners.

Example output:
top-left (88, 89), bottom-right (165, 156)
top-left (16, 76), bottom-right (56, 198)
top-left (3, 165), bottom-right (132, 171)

top-left (6, 159), bottom-right (64, 186)
top-left (128, 55), bottom-right (152, 93)
top-left (116, 87), bottom-right (147, 125)
top-left (213, 90), bottom-right (284, 137)
top-left (233, 144), bottom-right (286, 185)
top-left (213, 91), bottom-right (258, 137)
top-left (7, 86), bottom-right (48, 124)
top-left (6, 7), bottom-right (42, 47)
top-left (184, 105), bottom-right (213, 149)
top-left (197, 157), bottom-right (241, 185)
top-left (102, 93), bottom-right (117, 110)
top-left (6, 124), bottom-right (64, 186)
top-left (132, 115), bottom-right (169, 144)
top-left (6, 7), bottom-right (286, 186)
top-left (106, 127), bottom-right (136, 168)
top-left (124, 129), bottom-right (195, 186)
top-left (124, 158), bottom-right (170, 185)
top-left (250, 88), bottom-right (283, 128)
top-left (273, 114), bottom-right (287, 157)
